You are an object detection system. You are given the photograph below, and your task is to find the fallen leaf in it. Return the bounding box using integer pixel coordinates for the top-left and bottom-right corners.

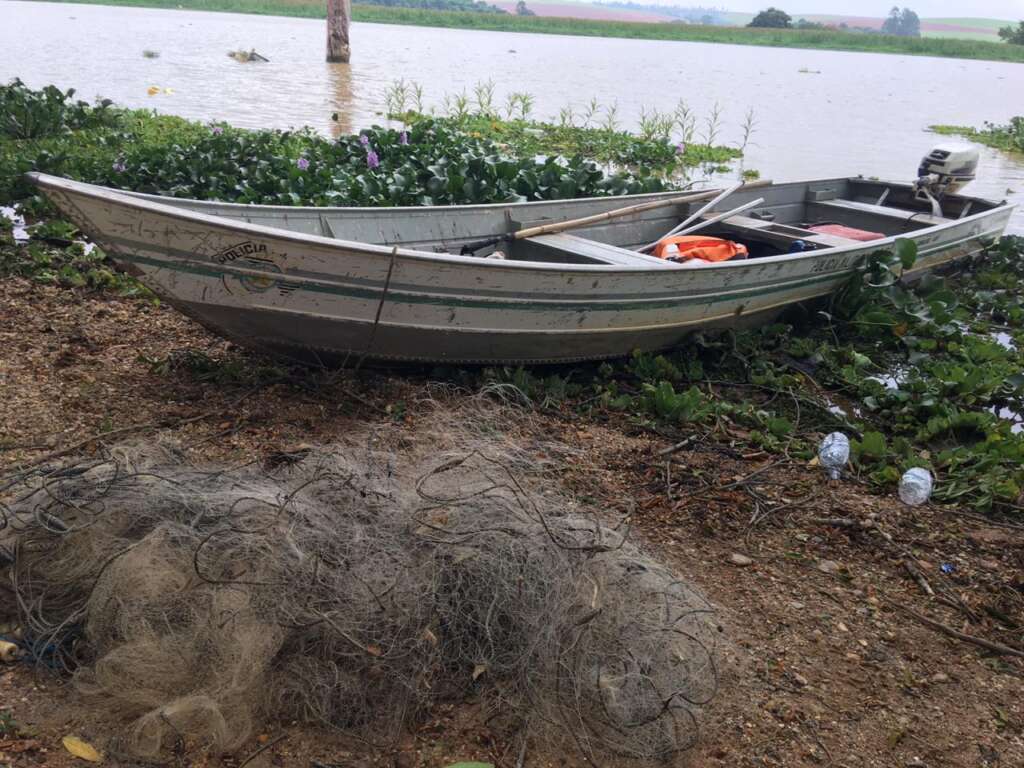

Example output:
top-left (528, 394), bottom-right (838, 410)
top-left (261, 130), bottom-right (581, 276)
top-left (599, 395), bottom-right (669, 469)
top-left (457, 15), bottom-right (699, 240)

top-left (472, 663), bottom-right (488, 681)
top-left (62, 735), bottom-right (102, 763)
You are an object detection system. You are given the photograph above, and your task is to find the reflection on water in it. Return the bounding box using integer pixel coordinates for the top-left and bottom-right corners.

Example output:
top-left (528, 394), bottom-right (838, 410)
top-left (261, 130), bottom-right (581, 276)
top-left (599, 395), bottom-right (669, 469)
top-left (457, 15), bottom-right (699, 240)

top-left (326, 63), bottom-right (354, 137)
top-left (2, 0), bottom-right (1023, 230)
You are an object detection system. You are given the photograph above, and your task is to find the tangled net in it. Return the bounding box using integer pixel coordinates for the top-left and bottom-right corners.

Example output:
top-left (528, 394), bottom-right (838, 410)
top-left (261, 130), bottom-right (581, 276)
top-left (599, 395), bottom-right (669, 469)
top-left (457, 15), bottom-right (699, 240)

top-left (1, 431), bottom-right (720, 763)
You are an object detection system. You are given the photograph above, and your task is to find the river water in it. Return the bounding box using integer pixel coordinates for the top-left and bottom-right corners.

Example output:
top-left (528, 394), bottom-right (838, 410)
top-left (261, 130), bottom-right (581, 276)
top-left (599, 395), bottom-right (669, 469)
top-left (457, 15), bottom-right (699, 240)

top-left (3, 1), bottom-right (1023, 231)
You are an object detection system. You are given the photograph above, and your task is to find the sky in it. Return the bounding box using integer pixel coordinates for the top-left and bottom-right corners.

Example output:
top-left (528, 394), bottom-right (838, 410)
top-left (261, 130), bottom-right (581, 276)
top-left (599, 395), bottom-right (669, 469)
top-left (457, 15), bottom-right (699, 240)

top-left (648, 1), bottom-right (1024, 19)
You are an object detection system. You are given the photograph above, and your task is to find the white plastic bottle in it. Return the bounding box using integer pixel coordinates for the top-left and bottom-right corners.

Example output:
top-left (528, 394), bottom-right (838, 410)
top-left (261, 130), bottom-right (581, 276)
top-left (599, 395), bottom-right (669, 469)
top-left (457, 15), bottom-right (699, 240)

top-left (899, 468), bottom-right (933, 506)
top-left (818, 432), bottom-right (850, 480)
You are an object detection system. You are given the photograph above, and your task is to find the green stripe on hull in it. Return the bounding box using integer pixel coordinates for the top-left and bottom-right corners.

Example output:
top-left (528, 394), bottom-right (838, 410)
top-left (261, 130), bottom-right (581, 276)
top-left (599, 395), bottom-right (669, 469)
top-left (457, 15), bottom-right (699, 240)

top-left (113, 251), bottom-right (851, 313)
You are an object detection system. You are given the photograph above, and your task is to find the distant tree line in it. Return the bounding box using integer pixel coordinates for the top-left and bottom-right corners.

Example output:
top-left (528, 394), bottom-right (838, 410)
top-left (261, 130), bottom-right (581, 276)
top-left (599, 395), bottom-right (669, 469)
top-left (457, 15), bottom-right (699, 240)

top-left (745, 10), bottom-right (836, 31)
top-left (881, 6), bottom-right (921, 37)
top-left (747, 7), bottom-right (791, 28)
top-left (1000, 21), bottom-right (1024, 45)
top-left (747, 6), bottom-right (920, 37)
top-left (357, 0), bottom-right (507, 12)
top-left (597, 3), bottom-right (731, 25)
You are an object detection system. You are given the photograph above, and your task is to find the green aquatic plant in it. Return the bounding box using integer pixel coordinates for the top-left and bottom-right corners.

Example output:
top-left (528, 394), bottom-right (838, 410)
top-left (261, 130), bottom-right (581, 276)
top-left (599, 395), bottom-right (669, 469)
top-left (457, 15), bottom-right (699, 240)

top-left (0, 78), bottom-right (117, 139)
top-left (476, 237), bottom-right (1024, 513)
top-left (381, 80), bottom-right (746, 177)
top-left (3, 82), bottom-right (1022, 514)
top-left (1, 82), bottom-right (671, 208)
top-left (0, 221), bottom-right (145, 293)
top-left (638, 381), bottom-right (715, 423)
top-left (930, 118), bottom-right (1024, 155)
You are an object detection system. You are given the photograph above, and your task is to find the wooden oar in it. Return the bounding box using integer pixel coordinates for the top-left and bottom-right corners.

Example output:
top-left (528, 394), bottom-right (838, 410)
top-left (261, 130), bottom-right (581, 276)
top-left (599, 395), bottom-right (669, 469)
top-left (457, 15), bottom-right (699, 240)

top-left (634, 180), bottom-right (770, 252)
top-left (460, 188), bottom-right (735, 255)
top-left (639, 182), bottom-right (744, 254)
top-left (671, 197), bottom-right (766, 237)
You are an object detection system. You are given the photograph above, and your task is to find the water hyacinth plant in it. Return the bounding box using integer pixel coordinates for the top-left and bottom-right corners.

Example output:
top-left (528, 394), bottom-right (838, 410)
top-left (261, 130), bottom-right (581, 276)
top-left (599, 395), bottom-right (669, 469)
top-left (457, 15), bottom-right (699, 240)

top-left (0, 81), bottom-right (673, 207)
top-left (1, 78), bottom-right (117, 140)
top-left (383, 80), bottom-right (748, 180)
top-left (3, 81), bottom-right (1024, 514)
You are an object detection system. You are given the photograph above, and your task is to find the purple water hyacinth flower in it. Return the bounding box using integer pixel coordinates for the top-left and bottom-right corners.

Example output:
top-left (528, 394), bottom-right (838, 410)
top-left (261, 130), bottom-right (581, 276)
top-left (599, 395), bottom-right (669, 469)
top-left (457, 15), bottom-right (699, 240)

top-left (675, 142), bottom-right (686, 155)
top-left (399, 130), bottom-right (409, 146)
top-left (366, 150), bottom-right (380, 170)
top-left (359, 134), bottom-right (370, 147)
top-left (211, 125), bottom-right (224, 135)
top-left (112, 159), bottom-right (127, 173)
top-left (296, 157), bottom-right (310, 171)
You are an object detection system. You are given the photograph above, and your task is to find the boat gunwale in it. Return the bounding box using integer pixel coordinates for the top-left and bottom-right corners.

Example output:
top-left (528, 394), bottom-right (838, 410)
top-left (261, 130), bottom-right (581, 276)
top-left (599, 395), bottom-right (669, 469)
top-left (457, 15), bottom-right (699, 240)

top-left (28, 173), bottom-right (1017, 276)
top-left (102, 223), bottom-right (1013, 310)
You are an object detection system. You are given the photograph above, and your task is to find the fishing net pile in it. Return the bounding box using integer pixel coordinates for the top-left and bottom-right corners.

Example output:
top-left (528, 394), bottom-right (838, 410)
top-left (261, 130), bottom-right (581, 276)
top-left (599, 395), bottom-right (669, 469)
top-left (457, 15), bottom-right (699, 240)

top-left (1, 431), bottom-right (720, 762)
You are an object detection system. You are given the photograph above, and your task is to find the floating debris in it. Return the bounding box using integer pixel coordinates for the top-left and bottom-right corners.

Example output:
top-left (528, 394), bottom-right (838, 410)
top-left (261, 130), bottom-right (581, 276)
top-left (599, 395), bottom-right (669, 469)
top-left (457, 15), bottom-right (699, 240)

top-left (228, 49), bottom-right (270, 63)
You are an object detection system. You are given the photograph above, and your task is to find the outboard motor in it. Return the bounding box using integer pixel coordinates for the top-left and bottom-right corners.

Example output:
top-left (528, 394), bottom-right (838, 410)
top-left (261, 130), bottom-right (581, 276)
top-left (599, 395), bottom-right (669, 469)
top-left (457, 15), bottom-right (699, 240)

top-left (913, 143), bottom-right (979, 217)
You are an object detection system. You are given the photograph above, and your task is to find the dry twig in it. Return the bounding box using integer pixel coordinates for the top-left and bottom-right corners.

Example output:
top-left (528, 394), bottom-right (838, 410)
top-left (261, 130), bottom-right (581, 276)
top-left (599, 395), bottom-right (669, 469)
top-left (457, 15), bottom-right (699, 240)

top-left (882, 595), bottom-right (1024, 659)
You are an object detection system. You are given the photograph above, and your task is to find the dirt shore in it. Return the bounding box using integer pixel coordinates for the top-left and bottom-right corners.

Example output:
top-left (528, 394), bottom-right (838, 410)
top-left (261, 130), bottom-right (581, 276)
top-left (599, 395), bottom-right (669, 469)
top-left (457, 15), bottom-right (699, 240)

top-left (2, 278), bottom-right (1023, 767)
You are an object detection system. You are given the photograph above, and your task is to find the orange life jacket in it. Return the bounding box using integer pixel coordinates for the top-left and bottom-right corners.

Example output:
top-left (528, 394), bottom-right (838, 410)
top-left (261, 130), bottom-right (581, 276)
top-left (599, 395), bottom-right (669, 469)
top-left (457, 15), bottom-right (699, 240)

top-left (653, 236), bottom-right (748, 263)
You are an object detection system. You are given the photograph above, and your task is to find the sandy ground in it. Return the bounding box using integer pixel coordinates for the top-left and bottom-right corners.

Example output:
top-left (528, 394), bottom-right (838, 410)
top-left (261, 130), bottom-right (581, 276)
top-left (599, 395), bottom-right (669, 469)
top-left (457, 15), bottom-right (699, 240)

top-left (2, 277), bottom-right (1023, 767)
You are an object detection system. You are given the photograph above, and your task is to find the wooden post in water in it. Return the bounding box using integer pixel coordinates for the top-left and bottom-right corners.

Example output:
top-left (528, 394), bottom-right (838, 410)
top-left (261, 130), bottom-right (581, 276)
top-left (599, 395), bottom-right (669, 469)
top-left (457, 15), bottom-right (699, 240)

top-left (326, 0), bottom-right (351, 63)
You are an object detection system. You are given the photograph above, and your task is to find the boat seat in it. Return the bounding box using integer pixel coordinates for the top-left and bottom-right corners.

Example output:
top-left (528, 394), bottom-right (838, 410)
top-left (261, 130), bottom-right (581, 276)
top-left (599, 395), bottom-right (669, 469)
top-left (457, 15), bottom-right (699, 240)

top-left (813, 198), bottom-right (949, 226)
top-left (526, 233), bottom-right (677, 268)
top-left (705, 214), bottom-right (858, 249)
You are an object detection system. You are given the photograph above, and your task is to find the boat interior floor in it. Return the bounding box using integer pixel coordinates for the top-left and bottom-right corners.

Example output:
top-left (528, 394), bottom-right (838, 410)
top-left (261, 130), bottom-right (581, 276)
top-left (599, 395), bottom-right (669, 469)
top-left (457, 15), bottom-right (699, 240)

top-left (502, 188), bottom-right (965, 268)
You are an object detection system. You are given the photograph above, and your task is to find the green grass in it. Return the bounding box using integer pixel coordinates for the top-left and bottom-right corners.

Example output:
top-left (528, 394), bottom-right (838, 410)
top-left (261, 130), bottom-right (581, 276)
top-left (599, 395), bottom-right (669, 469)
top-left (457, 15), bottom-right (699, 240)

top-left (25, 0), bottom-right (1024, 63)
top-left (926, 17), bottom-right (1009, 31)
top-left (925, 31), bottom-right (1001, 42)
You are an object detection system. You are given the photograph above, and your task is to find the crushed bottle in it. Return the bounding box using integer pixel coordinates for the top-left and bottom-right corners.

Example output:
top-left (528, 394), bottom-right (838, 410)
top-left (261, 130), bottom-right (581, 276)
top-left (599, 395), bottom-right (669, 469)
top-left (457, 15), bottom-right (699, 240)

top-left (898, 467), bottom-right (933, 506)
top-left (818, 432), bottom-right (850, 480)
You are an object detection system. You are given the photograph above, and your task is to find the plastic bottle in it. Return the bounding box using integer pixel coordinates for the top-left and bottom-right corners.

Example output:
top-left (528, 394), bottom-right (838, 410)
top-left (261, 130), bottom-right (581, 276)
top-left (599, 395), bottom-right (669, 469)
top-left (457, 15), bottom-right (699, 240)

top-left (898, 467), bottom-right (933, 506)
top-left (818, 432), bottom-right (850, 480)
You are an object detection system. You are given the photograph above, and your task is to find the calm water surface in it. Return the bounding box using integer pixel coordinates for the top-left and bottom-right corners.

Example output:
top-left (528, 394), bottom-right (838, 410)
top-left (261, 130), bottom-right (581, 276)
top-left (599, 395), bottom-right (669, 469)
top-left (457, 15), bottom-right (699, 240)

top-left (3, 1), bottom-right (1023, 231)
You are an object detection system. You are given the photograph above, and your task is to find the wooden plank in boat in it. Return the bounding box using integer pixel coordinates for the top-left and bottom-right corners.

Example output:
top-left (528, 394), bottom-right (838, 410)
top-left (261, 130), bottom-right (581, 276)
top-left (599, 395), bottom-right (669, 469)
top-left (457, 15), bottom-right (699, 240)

top-left (815, 198), bottom-right (949, 226)
top-left (704, 214), bottom-right (856, 249)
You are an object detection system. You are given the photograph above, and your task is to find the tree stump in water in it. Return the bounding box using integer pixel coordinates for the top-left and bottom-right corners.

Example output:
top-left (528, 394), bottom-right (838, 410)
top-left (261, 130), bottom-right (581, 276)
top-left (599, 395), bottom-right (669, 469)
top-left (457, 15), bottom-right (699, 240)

top-left (326, 0), bottom-right (351, 63)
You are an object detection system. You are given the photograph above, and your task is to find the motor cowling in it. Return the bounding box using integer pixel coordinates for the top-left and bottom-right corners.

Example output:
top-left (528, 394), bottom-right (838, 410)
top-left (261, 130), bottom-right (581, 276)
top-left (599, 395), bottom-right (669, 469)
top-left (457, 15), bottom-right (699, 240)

top-left (916, 143), bottom-right (979, 195)
top-left (913, 143), bottom-right (979, 216)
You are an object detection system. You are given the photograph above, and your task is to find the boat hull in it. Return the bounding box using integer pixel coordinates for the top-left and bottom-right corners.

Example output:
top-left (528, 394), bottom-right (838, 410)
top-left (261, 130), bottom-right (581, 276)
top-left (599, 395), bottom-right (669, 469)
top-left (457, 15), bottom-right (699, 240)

top-left (33, 174), bottom-right (1015, 365)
